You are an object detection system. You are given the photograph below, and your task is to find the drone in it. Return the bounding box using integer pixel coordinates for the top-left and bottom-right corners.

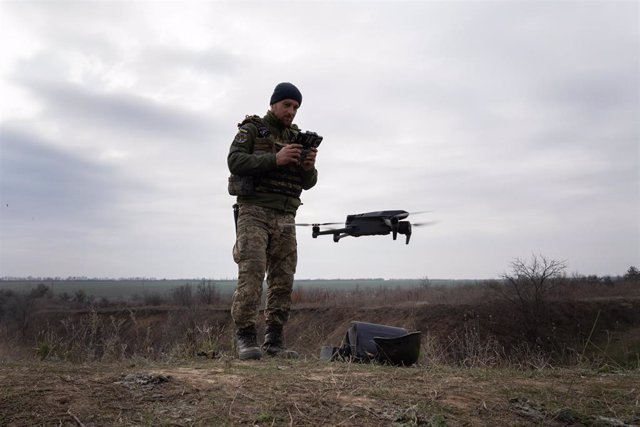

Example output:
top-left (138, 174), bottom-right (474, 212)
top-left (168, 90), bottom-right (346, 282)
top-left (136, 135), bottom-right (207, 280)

top-left (296, 210), bottom-right (435, 244)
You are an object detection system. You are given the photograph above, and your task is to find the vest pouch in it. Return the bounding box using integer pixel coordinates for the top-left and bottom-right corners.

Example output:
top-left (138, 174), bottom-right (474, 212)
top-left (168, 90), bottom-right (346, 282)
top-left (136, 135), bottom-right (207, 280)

top-left (228, 174), bottom-right (254, 196)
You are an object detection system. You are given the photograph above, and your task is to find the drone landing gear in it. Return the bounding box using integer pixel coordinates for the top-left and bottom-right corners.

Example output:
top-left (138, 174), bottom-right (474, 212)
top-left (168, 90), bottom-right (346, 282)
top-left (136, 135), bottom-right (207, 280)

top-left (332, 232), bottom-right (350, 242)
top-left (386, 217), bottom-right (400, 241)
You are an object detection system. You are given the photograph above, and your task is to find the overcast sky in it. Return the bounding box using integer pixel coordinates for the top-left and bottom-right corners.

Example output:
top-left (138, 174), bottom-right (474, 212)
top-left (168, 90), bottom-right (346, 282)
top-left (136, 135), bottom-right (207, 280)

top-left (0, 1), bottom-right (638, 280)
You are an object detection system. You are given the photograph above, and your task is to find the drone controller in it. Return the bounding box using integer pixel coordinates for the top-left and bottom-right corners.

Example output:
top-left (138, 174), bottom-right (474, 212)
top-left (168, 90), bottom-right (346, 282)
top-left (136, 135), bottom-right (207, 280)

top-left (294, 131), bottom-right (323, 163)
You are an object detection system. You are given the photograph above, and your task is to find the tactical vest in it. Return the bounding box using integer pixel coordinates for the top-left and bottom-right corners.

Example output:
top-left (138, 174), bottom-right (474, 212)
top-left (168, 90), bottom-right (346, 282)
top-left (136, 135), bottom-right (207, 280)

top-left (239, 115), bottom-right (304, 199)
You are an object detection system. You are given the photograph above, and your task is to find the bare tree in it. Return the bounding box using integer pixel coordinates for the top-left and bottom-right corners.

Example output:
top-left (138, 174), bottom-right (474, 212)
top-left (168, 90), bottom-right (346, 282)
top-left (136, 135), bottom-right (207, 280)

top-left (172, 284), bottom-right (193, 307)
top-left (196, 280), bottom-right (219, 305)
top-left (494, 254), bottom-right (567, 341)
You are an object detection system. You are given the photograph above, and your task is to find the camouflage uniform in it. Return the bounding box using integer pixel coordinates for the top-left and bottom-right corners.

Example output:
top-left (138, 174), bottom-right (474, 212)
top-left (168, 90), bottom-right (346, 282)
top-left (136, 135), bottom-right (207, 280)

top-left (232, 204), bottom-right (297, 328)
top-left (228, 110), bottom-right (318, 330)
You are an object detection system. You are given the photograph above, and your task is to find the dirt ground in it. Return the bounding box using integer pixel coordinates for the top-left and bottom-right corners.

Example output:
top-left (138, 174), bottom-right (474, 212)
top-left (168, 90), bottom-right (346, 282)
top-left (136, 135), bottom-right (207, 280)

top-left (1, 357), bottom-right (638, 426)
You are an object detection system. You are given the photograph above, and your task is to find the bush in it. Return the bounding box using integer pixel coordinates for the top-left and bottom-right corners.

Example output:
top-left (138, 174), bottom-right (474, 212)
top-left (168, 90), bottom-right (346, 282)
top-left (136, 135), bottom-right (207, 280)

top-left (624, 266), bottom-right (640, 282)
top-left (172, 284), bottom-right (193, 307)
top-left (73, 289), bottom-right (87, 304)
top-left (0, 290), bottom-right (33, 336)
top-left (29, 284), bottom-right (52, 299)
top-left (196, 281), bottom-right (219, 305)
top-left (143, 292), bottom-right (167, 306)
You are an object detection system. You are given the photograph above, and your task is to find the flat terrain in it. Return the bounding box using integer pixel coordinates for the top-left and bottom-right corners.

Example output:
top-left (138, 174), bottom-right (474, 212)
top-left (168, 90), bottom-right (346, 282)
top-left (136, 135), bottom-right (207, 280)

top-left (1, 358), bottom-right (638, 426)
top-left (2, 281), bottom-right (639, 425)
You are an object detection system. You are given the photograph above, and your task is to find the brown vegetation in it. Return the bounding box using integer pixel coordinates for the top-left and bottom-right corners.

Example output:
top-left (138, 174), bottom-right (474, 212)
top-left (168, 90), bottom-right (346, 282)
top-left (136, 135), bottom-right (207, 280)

top-left (1, 268), bottom-right (639, 368)
top-left (1, 264), bottom-right (639, 426)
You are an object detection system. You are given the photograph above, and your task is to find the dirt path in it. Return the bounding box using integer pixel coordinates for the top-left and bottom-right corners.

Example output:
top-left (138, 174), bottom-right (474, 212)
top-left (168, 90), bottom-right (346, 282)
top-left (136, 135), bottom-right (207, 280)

top-left (1, 358), bottom-right (638, 426)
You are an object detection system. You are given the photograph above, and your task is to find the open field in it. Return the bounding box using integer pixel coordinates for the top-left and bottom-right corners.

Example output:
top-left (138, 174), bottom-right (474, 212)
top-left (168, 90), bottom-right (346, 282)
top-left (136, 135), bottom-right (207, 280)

top-left (0, 278), bottom-right (468, 300)
top-left (1, 274), bottom-right (639, 426)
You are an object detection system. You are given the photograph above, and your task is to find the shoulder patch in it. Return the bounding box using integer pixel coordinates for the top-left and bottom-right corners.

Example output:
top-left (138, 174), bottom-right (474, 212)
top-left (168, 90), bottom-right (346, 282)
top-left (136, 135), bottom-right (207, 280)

top-left (233, 128), bottom-right (249, 144)
top-left (238, 114), bottom-right (271, 138)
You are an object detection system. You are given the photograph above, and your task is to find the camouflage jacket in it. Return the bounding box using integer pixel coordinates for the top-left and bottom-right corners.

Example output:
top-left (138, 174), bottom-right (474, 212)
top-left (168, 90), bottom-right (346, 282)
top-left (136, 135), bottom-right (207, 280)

top-left (227, 110), bottom-right (318, 214)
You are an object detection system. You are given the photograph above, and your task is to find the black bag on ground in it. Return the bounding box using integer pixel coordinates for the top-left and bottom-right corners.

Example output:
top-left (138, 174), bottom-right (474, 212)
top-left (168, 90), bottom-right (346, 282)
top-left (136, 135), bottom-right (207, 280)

top-left (332, 321), bottom-right (421, 366)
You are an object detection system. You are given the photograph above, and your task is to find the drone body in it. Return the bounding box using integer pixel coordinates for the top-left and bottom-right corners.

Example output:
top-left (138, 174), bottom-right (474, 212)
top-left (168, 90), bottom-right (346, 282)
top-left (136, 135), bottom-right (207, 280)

top-left (308, 210), bottom-right (422, 244)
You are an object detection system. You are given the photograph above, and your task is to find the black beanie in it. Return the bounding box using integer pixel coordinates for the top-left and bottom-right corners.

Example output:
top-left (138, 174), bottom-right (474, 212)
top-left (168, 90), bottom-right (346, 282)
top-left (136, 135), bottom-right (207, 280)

top-left (270, 82), bottom-right (302, 106)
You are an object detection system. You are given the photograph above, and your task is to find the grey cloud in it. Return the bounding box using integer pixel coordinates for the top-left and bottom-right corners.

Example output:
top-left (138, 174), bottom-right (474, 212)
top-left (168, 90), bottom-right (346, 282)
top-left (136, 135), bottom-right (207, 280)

top-left (543, 69), bottom-right (639, 116)
top-left (365, 2), bottom-right (639, 117)
top-left (0, 127), bottom-right (124, 225)
top-left (141, 45), bottom-right (241, 76)
top-left (16, 76), bottom-right (221, 144)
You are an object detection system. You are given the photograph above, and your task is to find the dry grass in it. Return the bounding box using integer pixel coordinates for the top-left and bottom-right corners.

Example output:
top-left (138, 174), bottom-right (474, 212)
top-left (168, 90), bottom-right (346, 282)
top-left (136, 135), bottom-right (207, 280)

top-left (1, 278), bottom-right (639, 425)
top-left (0, 358), bottom-right (638, 426)
top-left (1, 278), bottom-right (639, 370)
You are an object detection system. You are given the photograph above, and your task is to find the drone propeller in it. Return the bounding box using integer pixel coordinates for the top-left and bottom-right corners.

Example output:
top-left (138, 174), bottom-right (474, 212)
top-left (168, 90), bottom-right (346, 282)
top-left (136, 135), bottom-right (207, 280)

top-left (412, 220), bottom-right (439, 227)
top-left (407, 210), bottom-right (433, 216)
top-left (389, 210), bottom-right (432, 221)
top-left (295, 222), bottom-right (342, 227)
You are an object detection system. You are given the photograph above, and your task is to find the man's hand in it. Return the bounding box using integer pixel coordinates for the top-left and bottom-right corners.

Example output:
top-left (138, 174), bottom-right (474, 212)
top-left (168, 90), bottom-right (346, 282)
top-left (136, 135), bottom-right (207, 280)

top-left (301, 147), bottom-right (317, 171)
top-left (276, 144), bottom-right (302, 166)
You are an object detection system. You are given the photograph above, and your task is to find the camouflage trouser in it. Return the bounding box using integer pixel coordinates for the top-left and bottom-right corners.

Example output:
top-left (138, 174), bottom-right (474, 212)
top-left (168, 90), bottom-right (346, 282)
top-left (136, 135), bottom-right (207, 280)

top-left (231, 204), bottom-right (297, 329)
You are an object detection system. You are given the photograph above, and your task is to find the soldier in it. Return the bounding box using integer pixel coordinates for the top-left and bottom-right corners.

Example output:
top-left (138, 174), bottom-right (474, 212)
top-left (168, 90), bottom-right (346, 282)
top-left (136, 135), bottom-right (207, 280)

top-left (227, 82), bottom-right (319, 360)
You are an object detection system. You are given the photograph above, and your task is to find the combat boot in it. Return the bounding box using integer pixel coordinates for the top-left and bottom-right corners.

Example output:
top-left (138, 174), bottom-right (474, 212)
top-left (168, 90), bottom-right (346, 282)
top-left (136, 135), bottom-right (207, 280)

top-left (235, 325), bottom-right (262, 360)
top-left (262, 323), bottom-right (299, 359)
